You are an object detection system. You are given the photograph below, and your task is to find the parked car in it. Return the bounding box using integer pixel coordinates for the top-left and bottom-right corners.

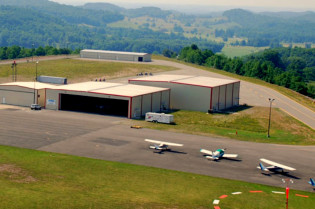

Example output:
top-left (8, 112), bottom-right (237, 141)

top-left (30, 104), bottom-right (41, 110)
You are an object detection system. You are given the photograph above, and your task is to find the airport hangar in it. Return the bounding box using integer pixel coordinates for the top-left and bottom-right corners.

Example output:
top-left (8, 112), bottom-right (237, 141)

top-left (80, 49), bottom-right (152, 62)
top-left (129, 75), bottom-right (240, 112)
top-left (0, 82), bottom-right (56, 108)
top-left (0, 81), bottom-right (170, 119)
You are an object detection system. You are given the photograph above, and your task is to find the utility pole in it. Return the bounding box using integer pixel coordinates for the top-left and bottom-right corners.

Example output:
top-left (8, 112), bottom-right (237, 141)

top-left (11, 61), bottom-right (17, 82)
top-left (267, 98), bottom-right (275, 138)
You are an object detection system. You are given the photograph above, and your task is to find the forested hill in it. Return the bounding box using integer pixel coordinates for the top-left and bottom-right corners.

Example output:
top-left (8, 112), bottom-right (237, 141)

top-left (221, 9), bottom-right (315, 44)
top-left (0, 1), bottom-right (223, 54)
top-left (0, 0), bottom-right (314, 54)
top-left (178, 45), bottom-right (315, 98)
top-left (0, 0), bottom-right (124, 26)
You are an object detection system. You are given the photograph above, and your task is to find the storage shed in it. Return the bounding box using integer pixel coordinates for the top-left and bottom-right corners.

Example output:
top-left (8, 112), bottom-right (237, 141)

top-left (129, 75), bottom-right (240, 112)
top-left (80, 49), bottom-right (151, 62)
top-left (45, 82), bottom-right (169, 118)
top-left (0, 82), bottom-right (56, 107)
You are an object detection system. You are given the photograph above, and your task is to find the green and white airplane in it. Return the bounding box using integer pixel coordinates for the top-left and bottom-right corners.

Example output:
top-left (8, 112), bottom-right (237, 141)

top-left (200, 148), bottom-right (238, 160)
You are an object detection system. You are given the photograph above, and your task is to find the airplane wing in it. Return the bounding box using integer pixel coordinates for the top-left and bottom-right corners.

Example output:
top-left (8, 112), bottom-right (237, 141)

top-left (260, 158), bottom-right (296, 171)
top-left (200, 149), bottom-right (213, 156)
top-left (222, 154), bottom-right (238, 158)
top-left (144, 139), bottom-right (183, 147)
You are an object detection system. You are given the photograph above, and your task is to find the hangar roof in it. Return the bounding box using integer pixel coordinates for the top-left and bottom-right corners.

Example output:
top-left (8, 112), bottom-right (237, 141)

top-left (129, 75), bottom-right (239, 88)
top-left (47, 81), bottom-right (169, 97)
top-left (91, 84), bottom-right (169, 97)
top-left (0, 82), bottom-right (56, 90)
top-left (129, 74), bottom-right (191, 82)
top-left (81, 49), bottom-right (149, 56)
top-left (49, 81), bottom-right (124, 92)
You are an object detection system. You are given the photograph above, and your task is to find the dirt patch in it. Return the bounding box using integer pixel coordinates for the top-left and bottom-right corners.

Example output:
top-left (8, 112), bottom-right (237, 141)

top-left (0, 164), bottom-right (37, 183)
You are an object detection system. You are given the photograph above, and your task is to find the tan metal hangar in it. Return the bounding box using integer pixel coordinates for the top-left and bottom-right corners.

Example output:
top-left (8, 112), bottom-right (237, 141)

top-left (0, 82), bottom-right (56, 107)
top-left (80, 49), bottom-right (152, 62)
top-left (45, 82), bottom-right (170, 118)
top-left (129, 75), bottom-right (240, 112)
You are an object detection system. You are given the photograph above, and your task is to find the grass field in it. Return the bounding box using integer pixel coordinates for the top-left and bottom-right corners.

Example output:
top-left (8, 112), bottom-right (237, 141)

top-left (0, 145), bottom-right (314, 209)
top-left (0, 59), bottom-right (177, 83)
top-left (129, 106), bottom-right (315, 145)
top-left (221, 45), bottom-right (269, 58)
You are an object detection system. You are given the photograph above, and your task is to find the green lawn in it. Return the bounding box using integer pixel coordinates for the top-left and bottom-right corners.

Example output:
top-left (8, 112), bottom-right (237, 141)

top-left (0, 145), bottom-right (314, 209)
top-left (129, 106), bottom-right (315, 145)
top-left (0, 59), bottom-right (177, 83)
top-left (221, 45), bottom-right (269, 58)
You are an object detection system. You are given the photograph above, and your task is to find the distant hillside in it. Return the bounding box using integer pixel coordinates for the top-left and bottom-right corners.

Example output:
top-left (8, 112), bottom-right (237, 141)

top-left (0, 0), bottom-right (124, 26)
top-left (0, 5), bottom-right (90, 48)
top-left (123, 7), bottom-right (172, 19)
top-left (0, 1), bottom-right (224, 54)
top-left (221, 9), bottom-right (315, 44)
top-left (0, 0), bottom-right (313, 54)
top-left (81, 2), bottom-right (125, 13)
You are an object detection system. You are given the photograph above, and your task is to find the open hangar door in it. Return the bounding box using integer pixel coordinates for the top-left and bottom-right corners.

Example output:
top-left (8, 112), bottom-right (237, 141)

top-left (60, 94), bottom-right (129, 117)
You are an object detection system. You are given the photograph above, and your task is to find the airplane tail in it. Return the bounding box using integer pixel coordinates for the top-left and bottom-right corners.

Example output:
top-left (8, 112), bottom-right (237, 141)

top-left (259, 163), bottom-right (268, 171)
top-left (154, 144), bottom-right (160, 150)
top-left (309, 178), bottom-right (315, 186)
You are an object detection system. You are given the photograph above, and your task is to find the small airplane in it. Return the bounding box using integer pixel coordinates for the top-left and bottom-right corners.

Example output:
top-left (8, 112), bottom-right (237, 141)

top-left (200, 148), bottom-right (238, 160)
top-left (144, 139), bottom-right (183, 151)
top-left (309, 178), bottom-right (315, 187)
top-left (258, 158), bottom-right (296, 173)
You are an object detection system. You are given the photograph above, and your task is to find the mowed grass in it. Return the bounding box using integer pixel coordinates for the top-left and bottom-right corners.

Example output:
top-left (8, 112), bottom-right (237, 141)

top-left (221, 45), bottom-right (269, 58)
top-left (129, 106), bottom-right (315, 145)
top-left (0, 145), bottom-right (314, 209)
top-left (0, 59), bottom-right (177, 83)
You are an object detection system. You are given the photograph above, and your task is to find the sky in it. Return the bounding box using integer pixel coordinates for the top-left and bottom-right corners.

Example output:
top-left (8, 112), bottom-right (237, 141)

top-left (50, 0), bottom-right (315, 11)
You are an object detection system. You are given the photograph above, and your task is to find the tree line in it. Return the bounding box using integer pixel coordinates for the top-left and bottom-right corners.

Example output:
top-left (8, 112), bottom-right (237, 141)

top-left (0, 46), bottom-right (76, 60)
top-left (176, 45), bottom-right (315, 98)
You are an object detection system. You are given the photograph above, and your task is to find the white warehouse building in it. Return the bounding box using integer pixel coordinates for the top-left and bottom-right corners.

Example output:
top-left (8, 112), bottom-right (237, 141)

top-left (80, 49), bottom-right (151, 62)
top-left (129, 75), bottom-right (240, 112)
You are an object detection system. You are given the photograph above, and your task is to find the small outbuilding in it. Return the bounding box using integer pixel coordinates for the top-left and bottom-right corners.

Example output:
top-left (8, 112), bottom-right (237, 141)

top-left (45, 82), bottom-right (169, 118)
top-left (0, 82), bottom-right (56, 107)
top-left (129, 75), bottom-right (240, 112)
top-left (80, 49), bottom-right (151, 62)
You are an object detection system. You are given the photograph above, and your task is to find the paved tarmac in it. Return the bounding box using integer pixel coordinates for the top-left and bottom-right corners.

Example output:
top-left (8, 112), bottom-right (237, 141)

top-left (0, 106), bottom-right (314, 192)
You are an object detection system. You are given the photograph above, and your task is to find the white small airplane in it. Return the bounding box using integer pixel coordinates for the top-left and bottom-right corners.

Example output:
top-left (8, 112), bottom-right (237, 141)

top-left (144, 139), bottom-right (183, 151)
top-left (200, 148), bottom-right (238, 160)
top-left (258, 158), bottom-right (296, 173)
top-left (309, 178), bottom-right (315, 187)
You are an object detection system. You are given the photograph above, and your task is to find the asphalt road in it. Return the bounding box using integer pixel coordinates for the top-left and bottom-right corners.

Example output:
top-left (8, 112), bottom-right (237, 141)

top-left (0, 106), bottom-right (314, 192)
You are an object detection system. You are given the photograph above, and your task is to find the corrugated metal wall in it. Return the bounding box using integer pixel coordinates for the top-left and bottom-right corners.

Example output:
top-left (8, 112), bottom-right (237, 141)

top-left (0, 86), bottom-right (36, 107)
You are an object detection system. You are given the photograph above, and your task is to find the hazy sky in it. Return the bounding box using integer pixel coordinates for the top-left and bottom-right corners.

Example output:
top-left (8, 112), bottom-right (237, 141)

top-left (51, 0), bottom-right (315, 11)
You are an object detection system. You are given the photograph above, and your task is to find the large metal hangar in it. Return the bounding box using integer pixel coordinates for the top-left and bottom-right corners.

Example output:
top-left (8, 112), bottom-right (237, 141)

top-left (0, 82), bottom-right (55, 107)
top-left (80, 49), bottom-right (152, 62)
top-left (129, 75), bottom-right (240, 112)
top-left (45, 82), bottom-right (170, 118)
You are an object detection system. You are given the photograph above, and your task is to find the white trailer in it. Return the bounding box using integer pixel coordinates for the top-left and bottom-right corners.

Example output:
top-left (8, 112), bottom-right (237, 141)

top-left (145, 112), bottom-right (174, 124)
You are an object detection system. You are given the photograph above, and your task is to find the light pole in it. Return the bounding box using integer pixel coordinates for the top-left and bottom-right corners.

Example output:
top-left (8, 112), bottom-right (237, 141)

top-left (32, 43), bottom-right (34, 62)
top-left (267, 98), bottom-right (275, 138)
top-left (33, 61), bottom-right (39, 104)
top-left (35, 61), bottom-right (38, 81)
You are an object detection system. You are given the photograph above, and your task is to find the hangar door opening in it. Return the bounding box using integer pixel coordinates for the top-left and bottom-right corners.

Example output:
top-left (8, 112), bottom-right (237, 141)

top-left (60, 94), bottom-right (128, 117)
